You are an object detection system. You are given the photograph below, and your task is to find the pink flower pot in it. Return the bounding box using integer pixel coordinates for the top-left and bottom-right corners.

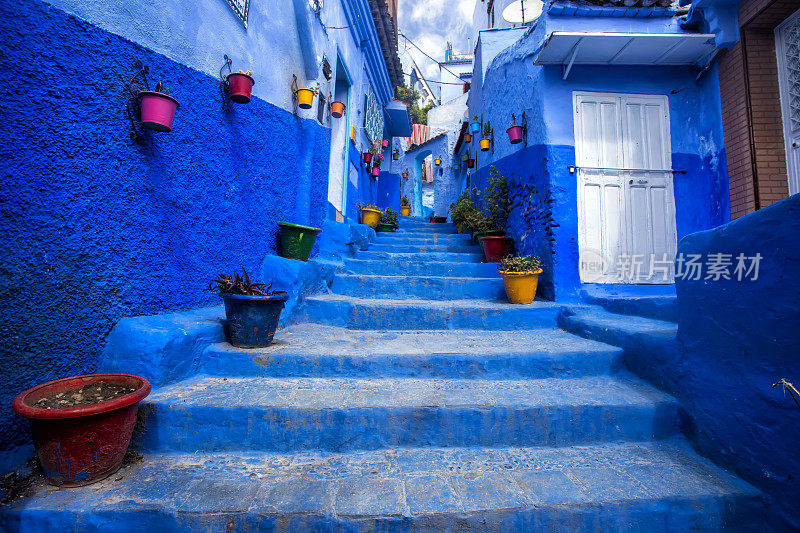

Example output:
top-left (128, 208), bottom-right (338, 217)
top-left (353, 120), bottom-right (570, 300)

top-left (227, 73), bottom-right (255, 104)
top-left (507, 125), bottom-right (524, 144)
top-left (371, 166), bottom-right (380, 177)
top-left (382, 139), bottom-right (389, 148)
top-left (139, 91), bottom-right (179, 132)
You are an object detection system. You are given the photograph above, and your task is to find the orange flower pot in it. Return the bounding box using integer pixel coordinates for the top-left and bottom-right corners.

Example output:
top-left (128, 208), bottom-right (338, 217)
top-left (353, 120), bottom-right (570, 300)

top-left (400, 206), bottom-right (410, 216)
top-left (331, 101), bottom-right (346, 118)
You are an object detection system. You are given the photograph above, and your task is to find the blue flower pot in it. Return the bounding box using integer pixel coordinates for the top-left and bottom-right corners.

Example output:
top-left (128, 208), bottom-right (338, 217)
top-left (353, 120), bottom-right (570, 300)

top-left (220, 293), bottom-right (289, 348)
top-left (470, 122), bottom-right (481, 133)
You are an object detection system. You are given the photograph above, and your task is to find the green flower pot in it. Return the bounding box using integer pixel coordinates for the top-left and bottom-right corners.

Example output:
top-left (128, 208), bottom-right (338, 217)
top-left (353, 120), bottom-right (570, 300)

top-left (278, 222), bottom-right (321, 261)
top-left (376, 223), bottom-right (395, 233)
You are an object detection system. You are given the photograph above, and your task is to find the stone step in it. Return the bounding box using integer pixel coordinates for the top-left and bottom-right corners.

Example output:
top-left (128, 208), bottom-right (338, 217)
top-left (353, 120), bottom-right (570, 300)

top-left (344, 258), bottom-right (500, 277)
top-left (581, 285), bottom-right (678, 322)
top-left (559, 306), bottom-right (678, 348)
top-left (330, 274), bottom-right (505, 300)
top-left (135, 375), bottom-right (680, 453)
top-left (199, 324), bottom-right (623, 379)
top-left (368, 243), bottom-right (480, 254)
top-left (396, 224), bottom-right (458, 234)
top-left (374, 232), bottom-right (472, 244)
top-left (1, 440), bottom-right (764, 532)
top-left (300, 295), bottom-right (562, 329)
top-left (355, 251), bottom-right (484, 263)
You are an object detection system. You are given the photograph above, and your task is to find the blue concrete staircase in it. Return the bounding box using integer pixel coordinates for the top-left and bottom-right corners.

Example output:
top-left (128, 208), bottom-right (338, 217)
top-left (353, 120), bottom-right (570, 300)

top-left (1, 217), bottom-right (765, 531)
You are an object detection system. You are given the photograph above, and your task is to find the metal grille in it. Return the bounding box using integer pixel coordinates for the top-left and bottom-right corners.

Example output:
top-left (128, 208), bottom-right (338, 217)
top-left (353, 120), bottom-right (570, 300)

top-left (782, 15), bottom-right (800, 132)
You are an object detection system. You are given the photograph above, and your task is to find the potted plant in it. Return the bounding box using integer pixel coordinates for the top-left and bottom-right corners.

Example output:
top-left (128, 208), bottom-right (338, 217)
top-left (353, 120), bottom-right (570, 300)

top-left (139, 81), bottom-right (179, 132)
top-left (12, 373), bottom-right (151, 486)
top-left (371, 166), bottom-right (380, 177)
top-left (479, 166), bottom-right (513, 261)
top-left (331, 101), bottom-right (346, 118)
top-left (278, 222), bottom-right (322, 261)
top-left (360, 204), bottom-right (383, 228)
top-left (227, 70), bottom-right (255, 104)
top-left (377, 207), bottom-right (399, 232)
top-left (430, 216), bottom-right (447, 223)
top-left (507, 113), bottom-right (524, 144)
top-left (363, 152), bottom-right (373, 164)
top-left (400, 196), bottom-right (411, 216)
top-left (467, 158), bottom-right (476, 169)
top-left (449, 191), bottom-right (478, 234)
top-left (464, 132), bottom-right (472, 143)
top-left (402, 171), bottom-right (408, 179)
top-left (467, 210), bottom-right (501, 244)
top-left (498, 255), bottom-right (544, 304)
top-left (206, 269), bottom-right (289, 348)
top-left (382, 139), bottom-right (390, 148)
top-left (296, 85), bottom-right (319, 109)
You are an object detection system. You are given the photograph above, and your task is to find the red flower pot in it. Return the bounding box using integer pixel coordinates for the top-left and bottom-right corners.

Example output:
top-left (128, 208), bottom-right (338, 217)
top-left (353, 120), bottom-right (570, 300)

top-left (507, 125), bottom-right (524, 144)
top-left (363, 152), bottom-right (373, 163)
top-left (227, 73), bottom-right (255, 104)
top-left (12, 373), bottom-right (151, 487)
top-left (467, 158), bottom-right (475, 169)
top-left (480, 236), bottom-right (514, 262)
top-left (139, 91), bottom-right (179, 132)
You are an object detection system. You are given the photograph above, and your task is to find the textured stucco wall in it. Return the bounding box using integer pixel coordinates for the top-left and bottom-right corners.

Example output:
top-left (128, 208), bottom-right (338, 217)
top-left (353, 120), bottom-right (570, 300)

top-left (468, 19), bottom-right (731, 299)
top-left (620, 194), bottom-right (800, 530)
top-left (0, 0), bottom-right (334, 451)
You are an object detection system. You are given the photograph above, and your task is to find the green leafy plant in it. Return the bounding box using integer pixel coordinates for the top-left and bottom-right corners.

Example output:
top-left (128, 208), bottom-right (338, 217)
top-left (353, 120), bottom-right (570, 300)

top-left (449, 190), bottom-right (479, 227)
top-left (205, 268), bottom-right (285, 296)
top-left (464, 209), bottom-right (493, 233)
top-left (401, 195), bottom-right (410, 207)
top-left (379, 207), bottom-right (400, 230)
top-left (485, 166), bottom-right (510, 231)
top-left (359, 203), bottom-right (382, 211)
top-left (395, 85), bottom-right (434, 125)
top-left (498, 255), bottom-right (544, 274)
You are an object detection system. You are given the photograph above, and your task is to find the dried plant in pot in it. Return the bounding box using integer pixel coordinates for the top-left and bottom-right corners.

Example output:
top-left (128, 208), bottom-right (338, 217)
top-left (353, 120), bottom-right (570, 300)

top-left (206, 269), bottom-right (289, 348)
top-left (400, 195), bottom-right (411, 216)
top-left (139, 81), bottom-right (179, 132)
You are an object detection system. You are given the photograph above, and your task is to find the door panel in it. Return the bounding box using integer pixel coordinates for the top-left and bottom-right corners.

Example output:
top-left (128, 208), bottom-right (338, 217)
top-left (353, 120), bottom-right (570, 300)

top-left (776, 8), bottom-right (800, 195)
top-left (575, 92), bottom-right (677, 284)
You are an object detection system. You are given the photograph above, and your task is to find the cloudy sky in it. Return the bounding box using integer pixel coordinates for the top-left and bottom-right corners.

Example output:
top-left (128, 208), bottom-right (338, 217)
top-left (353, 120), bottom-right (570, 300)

top-left (397, 0), bottom-right (474, 85)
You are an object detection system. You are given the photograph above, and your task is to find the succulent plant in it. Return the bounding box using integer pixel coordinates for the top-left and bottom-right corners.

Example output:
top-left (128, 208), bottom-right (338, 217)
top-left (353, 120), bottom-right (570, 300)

top-left (498, 255), bottom-right (544, 274)
top-left (205, 268), bottom-right (285, 296)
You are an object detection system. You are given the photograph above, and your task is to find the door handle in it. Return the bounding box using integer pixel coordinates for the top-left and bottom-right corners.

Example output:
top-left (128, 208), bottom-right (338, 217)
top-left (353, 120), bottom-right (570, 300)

top-left (793, 142), bottom-right (798, 148)
top-left (630, 179), bottom-right (648, 185)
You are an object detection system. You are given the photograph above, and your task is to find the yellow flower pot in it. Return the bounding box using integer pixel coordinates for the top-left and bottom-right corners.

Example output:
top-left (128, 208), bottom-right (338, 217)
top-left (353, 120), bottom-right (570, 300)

top-left (480, 138), bottom-right (491, 152)
top-left (361, 207), bottom-right (382, 228)
top-left (499, 269), bottom-right (542, 304)
top-left (400, 206), bottom-right (410, 216)
top-left (296, 88), bottom-right (315, 109)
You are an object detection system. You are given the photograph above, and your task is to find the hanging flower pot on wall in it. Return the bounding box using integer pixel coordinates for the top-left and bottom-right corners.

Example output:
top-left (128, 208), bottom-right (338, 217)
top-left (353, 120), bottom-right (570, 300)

top-left (139, 89), bottom-right (179, 132)
top-left (371, 166), bottom-right (380, 177)
top-left (464, 133), bottom-right (472, 143)
top-left (507, 112), bottom-right (527, 145)
top-left (363, 152), bottom-right (373, 163)
top-left (480, 138), bottom-right (491, 152)
top-left (434, 158), bottom-right (441, 166)
top-left (467, 158), bottom-right (475, 168)
top-left (462, 153), bottom-right (469, 162)
top-left (470, 120), bottom-right (481, 134)
top-left (382, 139), bottom-right (389, 148)
top-left (227, 71), bottom-right (255, 104)
top-left (331, 101), bottom-right (346, 118)
top-left (296, 88), bottom-right (316, 109)
top-left (402, 171), bottom-right (408, 179)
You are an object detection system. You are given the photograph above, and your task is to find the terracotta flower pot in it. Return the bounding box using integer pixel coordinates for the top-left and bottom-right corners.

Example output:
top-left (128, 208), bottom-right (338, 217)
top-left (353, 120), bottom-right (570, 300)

top-left (227, 72), bottom-right (255, 104)
top-left (13, 374), bottom-right (151, 487)
top-left (464, 133), bottom-right (472, 143)
top-left (400, 206), bottom-right (410, 216)
top-left (331, 101), bottom-right (346, 118)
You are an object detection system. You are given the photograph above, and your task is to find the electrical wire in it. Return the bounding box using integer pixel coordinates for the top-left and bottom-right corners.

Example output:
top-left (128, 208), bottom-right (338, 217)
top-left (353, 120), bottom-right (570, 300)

top-left (399, 32), bottom-right (465, 80)
top-left (402, 71), bottom-right (468, 86)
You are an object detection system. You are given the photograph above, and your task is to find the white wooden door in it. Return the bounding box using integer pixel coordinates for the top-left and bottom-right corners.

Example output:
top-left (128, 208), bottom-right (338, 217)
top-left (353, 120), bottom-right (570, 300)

top-left (574, 92), bottom-right (677, 283)
top-left (776, 8), bottom-right (800, 196)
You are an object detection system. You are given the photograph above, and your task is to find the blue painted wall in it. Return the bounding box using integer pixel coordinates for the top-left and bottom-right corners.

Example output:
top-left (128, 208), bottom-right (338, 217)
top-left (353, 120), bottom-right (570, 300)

top-left (469, 19), bottom-right (730, 300)
top-left (0, 0), bottom-right (331, 451)
top-left (623, 194), bottom-right (800, 530)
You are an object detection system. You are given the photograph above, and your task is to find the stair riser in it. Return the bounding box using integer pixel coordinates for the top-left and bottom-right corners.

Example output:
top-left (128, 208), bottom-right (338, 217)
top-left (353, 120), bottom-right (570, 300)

top-left (356, 251), bottom-right (484, 263)
top-left (396, 226), bottom-right (458, 234)
top-left (4, 494), bottom-right (765, 533)
top-left (301, 300), bottom-right (560, 330)
top-left (200, 348), bottom-right (622, 379)
top-left (330, 275), bottom-right (505, 300)
top-left (136, 402), bottom-right (679, 453)
top-left (344, 260), bottom-right (500, 277)
top-left (368, 244), bottom-right (480, 254)
top-left (374, 234), bottom-right (471, 245)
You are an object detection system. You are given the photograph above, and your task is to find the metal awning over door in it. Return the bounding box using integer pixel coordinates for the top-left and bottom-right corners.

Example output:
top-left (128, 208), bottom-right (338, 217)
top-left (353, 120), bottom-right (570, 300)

top-left (534, 32), bottom-right (717, 79)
